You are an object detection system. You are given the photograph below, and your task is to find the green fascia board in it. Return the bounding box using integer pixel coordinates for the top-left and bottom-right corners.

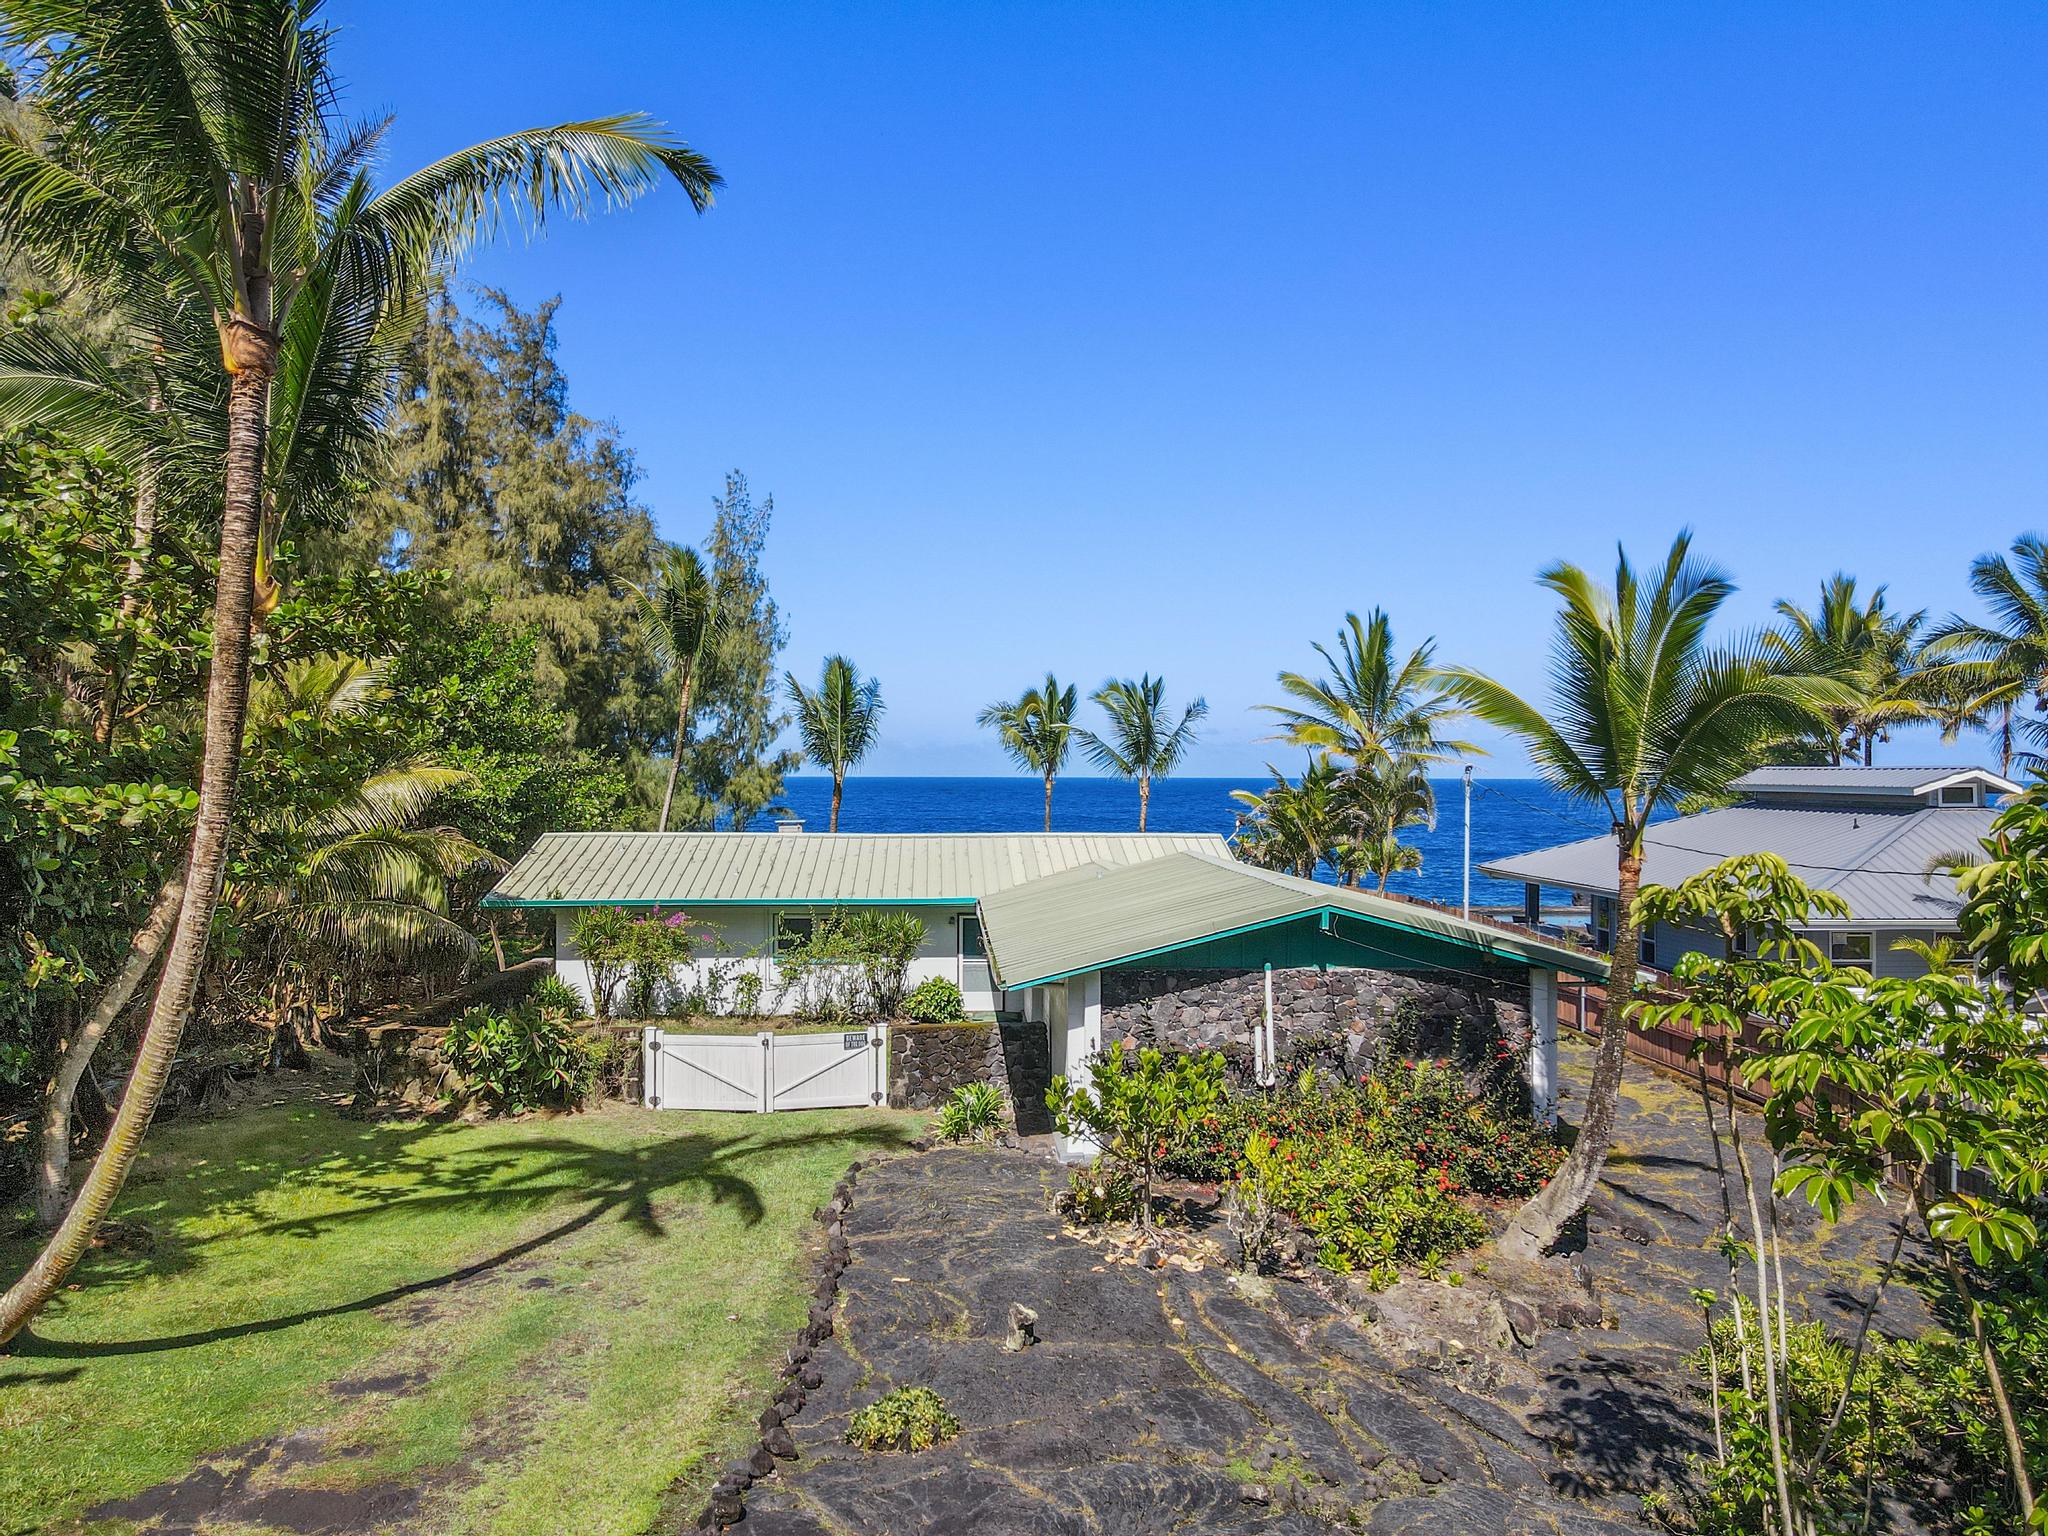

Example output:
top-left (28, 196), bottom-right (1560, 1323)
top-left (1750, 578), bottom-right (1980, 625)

top-left (993, 903), bottom-right (1604, 989)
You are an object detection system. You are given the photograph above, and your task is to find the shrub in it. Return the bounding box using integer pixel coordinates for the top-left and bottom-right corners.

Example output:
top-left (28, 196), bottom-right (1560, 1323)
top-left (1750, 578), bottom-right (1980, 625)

top-left (842, 909), bottom-right (926, 1017)
top-left (621, 911), bottom-right (696, 1017)
top-left (733, 971), bottom-right (764, 1017)
top-left (846, 1387), bottom-right (960, 1452)
top-left (935, 1081), bottom-right (1004, 1143)
top-left (1250, 1134), bottom-right (1487, 1271)
top-left (1059, 1163), bottom-right (1140, 1224)
top-left (443, 1004), bottom-right (597, 1112)
top-left (569, 907), bottom-right (635, 1019)
top-left (529, 974), bottom-right (583, 1017)
top-left (901, 976), bottom-right (966, 1023)
top-left (1048, 1046), bottom-right (1225, 1232)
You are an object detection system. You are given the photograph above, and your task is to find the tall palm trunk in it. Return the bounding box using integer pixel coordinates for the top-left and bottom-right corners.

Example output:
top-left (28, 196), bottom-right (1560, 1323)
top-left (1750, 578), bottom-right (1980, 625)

top-left (1042, 772), bottom-right (1054, 832)
top-left (829, 768), bottom-right (843, 832)
top-left (1499, 834), bottom-right (1643, 1260)
top-left (1, 335), bottom-right (273, 1347)
top-left (657, 660), bottom-right (698, 831)
top-left (36, 874), bottom-right (186, 1228)
top-left (1138, 772), bottom-right (1150, 832)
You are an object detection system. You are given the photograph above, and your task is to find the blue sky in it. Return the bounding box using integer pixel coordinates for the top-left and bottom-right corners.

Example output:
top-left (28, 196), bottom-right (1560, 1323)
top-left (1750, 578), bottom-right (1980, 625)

top-left (332, 2), bottom-right (2048, 776)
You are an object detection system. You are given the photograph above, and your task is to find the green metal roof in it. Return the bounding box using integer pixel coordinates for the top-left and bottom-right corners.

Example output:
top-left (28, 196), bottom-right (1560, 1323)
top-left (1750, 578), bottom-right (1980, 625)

top-left (481, 831), bottom-right (1232, 908)
top-left (977, 852), bottom-right (1608, 987)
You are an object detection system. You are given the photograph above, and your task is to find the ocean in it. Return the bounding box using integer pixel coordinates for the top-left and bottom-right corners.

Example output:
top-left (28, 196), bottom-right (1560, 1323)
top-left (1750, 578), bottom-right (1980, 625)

top-left (772, 775), bottom-right (1614, 912)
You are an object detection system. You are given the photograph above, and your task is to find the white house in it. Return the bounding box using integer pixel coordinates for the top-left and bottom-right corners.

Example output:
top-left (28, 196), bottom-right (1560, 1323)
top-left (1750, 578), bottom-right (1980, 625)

top-left (1480, 765), bottom-right (2019, 976)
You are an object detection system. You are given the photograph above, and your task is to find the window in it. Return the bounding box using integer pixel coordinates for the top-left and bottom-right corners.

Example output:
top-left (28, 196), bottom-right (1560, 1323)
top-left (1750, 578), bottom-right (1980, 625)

top-left (1937, 784), bottom-right (1978, 806)
top-left (1639, 932), bottom-right (1657, 966)
top-left (1829, 931), bottom-right (1873, 966)
top-left (774, 912), bottom-right (815, 955)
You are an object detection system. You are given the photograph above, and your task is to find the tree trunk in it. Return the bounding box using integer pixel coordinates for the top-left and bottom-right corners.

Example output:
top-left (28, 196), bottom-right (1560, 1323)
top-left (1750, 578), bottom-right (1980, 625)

top-left (657, 662), bottom-right (697, 832)
top-left (1498, 834), bottom-right (1643, 1260)
top-left (1138, 774), bottom-right (1150, 832)
top-left (830, 770), bottom-right (843, 832)
top-left (0, 344), bottom-right (272, 1349)
top-left (36, 873), bottom-right (187, 1229)
top-left (1042, 773), bottom-right (1054, 833)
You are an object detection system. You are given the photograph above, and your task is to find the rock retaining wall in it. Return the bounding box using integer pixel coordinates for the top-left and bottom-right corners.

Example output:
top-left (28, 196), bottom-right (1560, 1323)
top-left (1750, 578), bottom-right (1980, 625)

top-left (886, 1023), bottom-right (994, 1110)
top-left (1102, 965), bottom-right (1530, 1087)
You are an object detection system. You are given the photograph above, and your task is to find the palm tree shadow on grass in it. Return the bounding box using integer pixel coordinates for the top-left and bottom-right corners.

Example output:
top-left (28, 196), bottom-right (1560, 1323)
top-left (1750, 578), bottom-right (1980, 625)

top-left (12, 1119), bottom-right (913, 1360)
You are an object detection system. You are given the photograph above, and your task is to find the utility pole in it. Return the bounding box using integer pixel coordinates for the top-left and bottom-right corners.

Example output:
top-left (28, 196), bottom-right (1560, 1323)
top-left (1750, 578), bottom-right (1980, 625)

top-left (1461, 764), bottom-right (1474, 920)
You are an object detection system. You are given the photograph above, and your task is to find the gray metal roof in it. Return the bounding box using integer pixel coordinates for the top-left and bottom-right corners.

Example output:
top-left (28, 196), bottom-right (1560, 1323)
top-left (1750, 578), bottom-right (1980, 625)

top-left (978, 852), bottom-right (1607, 989)
top-left (1479, 805), bottom-right (2000, 927)
top-left (1732, 765), bottom-right (2019, 798)
top-left (482, 831), bottom-right (1231, 907)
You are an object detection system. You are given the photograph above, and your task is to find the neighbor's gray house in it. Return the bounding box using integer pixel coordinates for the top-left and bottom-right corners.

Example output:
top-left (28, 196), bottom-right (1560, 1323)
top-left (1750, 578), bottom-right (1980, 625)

top-left (1480, 765), bottom-right (2019, 977)
top-left (481, 825), bottom-right (1603, 1154)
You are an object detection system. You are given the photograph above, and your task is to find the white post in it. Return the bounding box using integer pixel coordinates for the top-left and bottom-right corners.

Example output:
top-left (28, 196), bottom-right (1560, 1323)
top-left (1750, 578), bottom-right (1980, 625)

top-left (1462, 764), bottom-right (1474, 921)
top-left (1055, 971), bottom-right (1104, 1162)
top-left (1528, 967), bottom-right (1560, 1127)
top-left (1261, 962), bottom-right (1276, 1087)
top-left (758, 1031), bottom-right (774, 1113)
top-left (643, 1025), bottom-right (660, 1108)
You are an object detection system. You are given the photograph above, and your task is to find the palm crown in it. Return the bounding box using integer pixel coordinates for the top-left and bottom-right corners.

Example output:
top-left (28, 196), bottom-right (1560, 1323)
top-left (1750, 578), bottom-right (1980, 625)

top-left (979, 674), bottom-right (1079, 830)
top-left (1263, 609), bottom-right (1476, 767)
top-left (1765, 574), bottom-right (1930, 766)
top-left (1077, 675), bottom-right (1207, 831)
top-left (630, 545), bottom-right (720, 829)
top-left (1923, 535), bottom-right (2048, 775)
top-left (785, 656), bottom-right (884, 831)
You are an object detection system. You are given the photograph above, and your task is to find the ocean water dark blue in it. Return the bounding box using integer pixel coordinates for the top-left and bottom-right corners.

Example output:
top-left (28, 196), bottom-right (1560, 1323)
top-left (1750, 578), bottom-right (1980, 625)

top-left (774, 775), bottom-right (1612, 910)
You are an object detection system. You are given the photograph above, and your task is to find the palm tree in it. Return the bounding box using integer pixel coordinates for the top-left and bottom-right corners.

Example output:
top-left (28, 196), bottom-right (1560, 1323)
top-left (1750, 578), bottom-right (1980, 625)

top-left (0, 0), bottom-right (717, 1344)
top-left (1765, 574), bottom-right (1931, 765)
top-left (1232, 757), bottom-right (1344, 879)
top-left (1432, 533), bottom-right (1841, 1260)
top-left (785, 656), bottom-right (884, 831)
top-left (1341, 754), bottom-right (1435, 892)
top-left (1076, 675), bottom-right (1207, 831)
top-left (1923, 536), bottom-right (2048, 776)
top-left (978, 674), bottom-right (1079, 831)
top-left (1263, 610), bottom-right (1476, 767)
top-left (630, 545), bottom-right (720, 831)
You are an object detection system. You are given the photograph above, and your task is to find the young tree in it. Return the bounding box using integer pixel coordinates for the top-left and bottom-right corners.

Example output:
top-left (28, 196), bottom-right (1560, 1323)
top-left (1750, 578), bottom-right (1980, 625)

top-left (1432, 533), bottom-right (1840, 1259)
top-left (978, 673), bottom-right (1078, 831)
top-left (785, 656), bottom-right (884, 832)
top-left (1077, 675), bottom-right (1207, 832)
top-left (0, 0), bottom-right (717, 1345)
top-left (630, 545), bottom-right (719, 831)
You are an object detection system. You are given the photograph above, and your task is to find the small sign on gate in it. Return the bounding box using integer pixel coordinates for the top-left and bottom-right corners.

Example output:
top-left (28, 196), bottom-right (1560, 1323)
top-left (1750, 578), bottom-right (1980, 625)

top-left (841, 1031), bottom-right (866, 1050)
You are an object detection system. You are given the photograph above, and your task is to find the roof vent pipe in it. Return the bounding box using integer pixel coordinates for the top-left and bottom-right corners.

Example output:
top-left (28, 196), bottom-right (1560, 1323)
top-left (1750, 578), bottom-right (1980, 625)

top-left (774, 816), bottom-right (805, 835)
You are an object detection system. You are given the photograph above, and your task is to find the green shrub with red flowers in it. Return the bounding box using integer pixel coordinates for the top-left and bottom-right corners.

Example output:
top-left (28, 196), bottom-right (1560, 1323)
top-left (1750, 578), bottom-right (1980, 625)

top-left (1237, 1129), bottom-right (1487, 1272)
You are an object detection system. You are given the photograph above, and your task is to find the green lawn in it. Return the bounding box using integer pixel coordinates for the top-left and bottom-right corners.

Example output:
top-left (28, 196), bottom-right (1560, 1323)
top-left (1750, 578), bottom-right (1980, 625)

top-left (1, 1095), bottom-right (923, 1534)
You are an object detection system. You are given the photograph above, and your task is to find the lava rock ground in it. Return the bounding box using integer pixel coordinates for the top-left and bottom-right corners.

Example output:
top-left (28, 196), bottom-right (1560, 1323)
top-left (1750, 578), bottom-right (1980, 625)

top-left (739, 1037), bottom-right (1938, 1535)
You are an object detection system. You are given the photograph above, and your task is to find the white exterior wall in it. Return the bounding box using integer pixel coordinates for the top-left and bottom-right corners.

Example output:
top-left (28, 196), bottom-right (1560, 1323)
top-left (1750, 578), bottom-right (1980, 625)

top-left (552, 904), bottom-right (977, 1015)
top-left (1586, 899), bottom-right (1952, 980)
top-left (1048, 970), bottom-right (1103, 1163)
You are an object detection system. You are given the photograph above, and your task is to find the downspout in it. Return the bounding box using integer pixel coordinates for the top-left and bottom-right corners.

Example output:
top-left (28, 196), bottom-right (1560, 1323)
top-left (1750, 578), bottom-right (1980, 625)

top-left (1261, 962), bottom-right (1275, 1088)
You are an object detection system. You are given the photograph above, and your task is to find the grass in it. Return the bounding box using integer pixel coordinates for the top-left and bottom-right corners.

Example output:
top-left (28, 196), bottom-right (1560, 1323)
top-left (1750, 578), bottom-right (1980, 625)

top-left (0, 1094), bottom-right (924, 1534)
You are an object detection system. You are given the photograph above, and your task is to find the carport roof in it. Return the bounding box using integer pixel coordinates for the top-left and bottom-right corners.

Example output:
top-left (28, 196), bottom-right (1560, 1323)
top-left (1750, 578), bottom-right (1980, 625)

top-left (977, 852), bottom-right (1608, 989)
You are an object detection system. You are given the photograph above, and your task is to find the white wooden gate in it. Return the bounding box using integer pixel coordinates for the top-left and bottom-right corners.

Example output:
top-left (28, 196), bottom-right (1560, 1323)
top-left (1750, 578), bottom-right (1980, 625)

top-left (643, 1026), bottom-right (888, 1112)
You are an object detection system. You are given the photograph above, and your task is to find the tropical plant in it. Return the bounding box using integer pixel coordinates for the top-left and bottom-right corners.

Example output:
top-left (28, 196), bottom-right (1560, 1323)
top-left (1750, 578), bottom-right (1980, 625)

top-left (1342, 753), bottom-right (1435, 892)
top-left (442, 1002), bottom-right (598, 1113)
top-left (569, 906), bottom-right (638, 1021)
top-left (978, 673), bottom-right (1078, 831)
top-left (1263, 608), bottom-right (1475, 770)
top-left (629, 544), bottom-right (719, 830)
top-left (1430, 532), bottom-right (1842, 1260)
top-left (1046, 1046), bottom-right (1225, 1233)
top-left (0, 0), bottom-right (718, 1343)
top-left (845, 1387), bottom-right (960, 1453)
top-left (1231, 756), bottom-right (1345, 879)
top-left (529, 974), bottom-right (584, 1017)
top-left (901, 975), bottom-right (966, 1023)
top-left (840, 908), bottom-right (926, 1018)
top-left (1076, 675), bottom-right (1207, 831)
top-left (1765, 574), bottom-right (1931, 766)
top-left (785, 655), bottom-right (884, 831)
top-left (1923, 535), bottom-right (2048, 776)
top-left (935, 1081), bottom-right (1005, 1143)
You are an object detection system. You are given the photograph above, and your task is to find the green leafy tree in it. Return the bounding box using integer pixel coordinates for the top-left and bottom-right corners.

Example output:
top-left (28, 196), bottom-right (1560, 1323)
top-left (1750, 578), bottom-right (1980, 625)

top-left (1047, 1046), bottom-right (1225, 1234)
top-left (0, 0), bottom-right (717, 1345)
top-left (629, 545), bottom-right (719, 831)
top-left (785, 656), bottom-right (884, 832)
top-left (978, 673), bottom-right (1078, 831)
top-left (1077, 675), bottom-right (1207, 832)
top-left (1432, 532), bottom-right (1842, 1259)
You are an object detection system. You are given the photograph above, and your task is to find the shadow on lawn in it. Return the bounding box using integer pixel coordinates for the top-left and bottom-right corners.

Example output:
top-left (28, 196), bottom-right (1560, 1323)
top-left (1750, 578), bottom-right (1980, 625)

top-left (10, 1115), bottom-right (915, 1362)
